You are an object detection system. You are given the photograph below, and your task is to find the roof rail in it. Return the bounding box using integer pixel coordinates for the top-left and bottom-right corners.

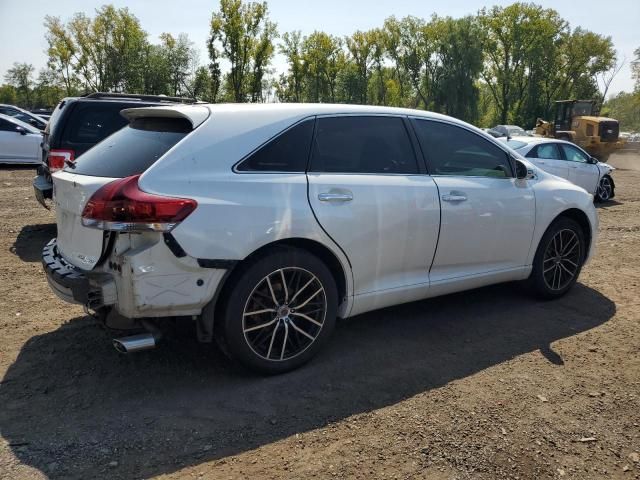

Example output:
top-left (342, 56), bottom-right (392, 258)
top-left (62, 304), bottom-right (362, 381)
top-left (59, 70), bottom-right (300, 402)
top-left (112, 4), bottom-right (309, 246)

top-left (83, 92), bottom-right (198, 104)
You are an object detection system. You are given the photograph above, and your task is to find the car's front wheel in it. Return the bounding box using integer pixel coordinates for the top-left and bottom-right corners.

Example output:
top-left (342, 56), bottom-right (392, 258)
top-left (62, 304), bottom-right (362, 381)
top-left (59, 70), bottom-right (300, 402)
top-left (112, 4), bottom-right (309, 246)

top-left (528, 217), bottom-right (586, 299)
top-left (596, 175), bottom-right (614, 202)
top-left (216, 247), bottom-right (338, 374)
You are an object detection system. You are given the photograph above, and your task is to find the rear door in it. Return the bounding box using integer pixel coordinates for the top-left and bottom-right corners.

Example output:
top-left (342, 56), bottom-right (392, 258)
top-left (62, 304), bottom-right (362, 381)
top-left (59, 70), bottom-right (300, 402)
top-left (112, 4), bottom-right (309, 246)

top-left (307, 115), bottom-right (440, 295)
top-left (560, 143), bottom-right (599, 194)
top-left (525, 142), bottom-right (569, 180)
top-left (411, 118), bottom-right (535, 281)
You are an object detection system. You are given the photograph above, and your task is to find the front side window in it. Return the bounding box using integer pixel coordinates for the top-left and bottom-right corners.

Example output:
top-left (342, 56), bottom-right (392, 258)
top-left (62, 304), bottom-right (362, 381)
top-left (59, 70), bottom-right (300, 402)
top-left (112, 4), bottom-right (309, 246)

top-left (560, 144), bottom-right (589, 163)
top-left (309, 116), bottom-right (418, 174)
top-left (529, 143), bottom-right (561, 160)
top-left (413, 119), bottom-right (512, 178)
top-left (237, 119), bottom-right (314, 172)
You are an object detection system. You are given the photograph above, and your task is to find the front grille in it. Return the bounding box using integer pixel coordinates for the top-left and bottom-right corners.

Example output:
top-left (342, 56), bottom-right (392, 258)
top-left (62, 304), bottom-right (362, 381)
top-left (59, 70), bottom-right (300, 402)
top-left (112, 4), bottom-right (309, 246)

top-left (599, 121), bottom-right (619, 142)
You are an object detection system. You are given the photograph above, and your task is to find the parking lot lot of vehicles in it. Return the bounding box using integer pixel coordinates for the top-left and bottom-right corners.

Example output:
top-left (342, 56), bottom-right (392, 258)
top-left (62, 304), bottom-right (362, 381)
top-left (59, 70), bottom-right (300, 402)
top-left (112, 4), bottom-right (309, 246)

top-left (0, 153), bottom-right (639, 478)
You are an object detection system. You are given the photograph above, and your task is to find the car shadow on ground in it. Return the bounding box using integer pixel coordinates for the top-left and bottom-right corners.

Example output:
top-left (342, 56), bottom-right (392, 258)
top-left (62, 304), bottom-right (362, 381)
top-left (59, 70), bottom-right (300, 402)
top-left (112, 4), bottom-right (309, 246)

top-left (595, 199), bottom-right (623, 208)
top-left (10, 223), bottom-right (57, 262)
top-left (0, 281), bottom-right (615, 479)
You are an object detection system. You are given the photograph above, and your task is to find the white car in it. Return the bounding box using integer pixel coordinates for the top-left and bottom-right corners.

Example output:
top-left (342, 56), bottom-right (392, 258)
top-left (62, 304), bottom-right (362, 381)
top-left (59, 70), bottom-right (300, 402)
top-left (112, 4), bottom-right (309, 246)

top-left (502, 137), bottom-right (616, 202)
top-left (0, 104), bottom-right (47, 131)
top-left (0, 114), bottom-right (43, 164)
top-left (43, 104), bottom-right (598, 373)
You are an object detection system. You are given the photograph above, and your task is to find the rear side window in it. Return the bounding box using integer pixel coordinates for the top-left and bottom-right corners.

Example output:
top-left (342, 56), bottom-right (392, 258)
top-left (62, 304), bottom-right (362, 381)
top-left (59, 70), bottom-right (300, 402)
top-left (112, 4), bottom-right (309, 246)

top-left (65, 117), bottom-right (191, 177)
top-left (528, 143), bottom-right (561, 160)
top-left (309, 116), bottom-right (418, 174)
top-left (65, 104), bottom-right (129, 144)
top-left (413, 119), bottom-right (512, 178)
top-left (237, 119), bottom-right (314, 172)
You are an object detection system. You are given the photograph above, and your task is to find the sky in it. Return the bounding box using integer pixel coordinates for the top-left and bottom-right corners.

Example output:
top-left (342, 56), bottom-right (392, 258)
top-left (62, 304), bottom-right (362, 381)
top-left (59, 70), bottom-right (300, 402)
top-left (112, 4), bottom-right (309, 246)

top-left (0, 0), bottom-right (638, 96)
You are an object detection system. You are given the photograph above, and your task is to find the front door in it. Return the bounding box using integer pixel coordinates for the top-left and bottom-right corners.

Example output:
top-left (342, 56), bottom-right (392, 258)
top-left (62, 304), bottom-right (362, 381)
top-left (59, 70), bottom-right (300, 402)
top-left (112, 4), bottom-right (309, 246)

top-left (411, 118), bottom-right (536, 282)
top-left (307, 115), bottom-right (440, 296)
top-left (560, 143), bottom-right (599, 194)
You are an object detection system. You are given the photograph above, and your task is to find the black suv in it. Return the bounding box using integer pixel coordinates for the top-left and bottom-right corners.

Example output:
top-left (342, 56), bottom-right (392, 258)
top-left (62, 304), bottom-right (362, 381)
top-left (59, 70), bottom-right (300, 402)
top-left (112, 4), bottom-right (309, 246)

top-left (33, 93), bottom-right (196, 207)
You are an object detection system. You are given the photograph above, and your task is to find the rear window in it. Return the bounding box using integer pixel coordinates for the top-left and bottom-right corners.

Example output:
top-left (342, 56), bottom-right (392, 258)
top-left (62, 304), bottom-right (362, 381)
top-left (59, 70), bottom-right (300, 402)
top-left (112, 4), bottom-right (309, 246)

top-left (65, 104), bottom-right (129, 144)
top-left (65, 117), bottom-right (191, 177)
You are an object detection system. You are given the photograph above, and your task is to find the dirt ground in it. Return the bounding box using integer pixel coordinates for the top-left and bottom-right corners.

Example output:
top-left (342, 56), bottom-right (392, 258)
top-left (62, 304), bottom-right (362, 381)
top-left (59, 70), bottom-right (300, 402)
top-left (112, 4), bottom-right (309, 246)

top-left (0, 153), bottom-right (639, 480)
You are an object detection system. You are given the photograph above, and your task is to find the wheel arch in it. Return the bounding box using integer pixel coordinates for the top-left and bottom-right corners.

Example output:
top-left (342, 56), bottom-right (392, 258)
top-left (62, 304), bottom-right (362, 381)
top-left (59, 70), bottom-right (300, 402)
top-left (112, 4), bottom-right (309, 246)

top-left (199, 237), bottom-right (351, 343)
top-left (551, 208), bottom-right (592, 260)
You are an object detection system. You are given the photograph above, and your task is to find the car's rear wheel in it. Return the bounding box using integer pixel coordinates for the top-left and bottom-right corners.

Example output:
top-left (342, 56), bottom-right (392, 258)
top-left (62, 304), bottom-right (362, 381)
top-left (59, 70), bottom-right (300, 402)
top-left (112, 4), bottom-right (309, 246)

top-left (216, 247), bottom-right (338, 374)
top-left (596, 175), bottom-right (614, 202)
top-left (528, 217), bottom-right (585, 299)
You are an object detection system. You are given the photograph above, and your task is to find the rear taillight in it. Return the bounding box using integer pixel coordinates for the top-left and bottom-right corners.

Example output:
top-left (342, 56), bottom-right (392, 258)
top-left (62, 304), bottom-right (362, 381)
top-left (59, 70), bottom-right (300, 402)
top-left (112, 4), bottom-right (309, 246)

top-left (47, 149), bottom-right (75, 172)
top-left (81, 175), bottom-right (197, 232)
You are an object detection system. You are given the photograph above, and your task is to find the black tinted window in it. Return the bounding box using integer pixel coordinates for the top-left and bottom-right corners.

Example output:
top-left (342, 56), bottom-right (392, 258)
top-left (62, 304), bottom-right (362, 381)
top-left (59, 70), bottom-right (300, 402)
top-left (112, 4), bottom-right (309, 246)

top-left (66, 117), bottom-right (191, 178)
top-left (310, 116), bottom-right (418, 174)
top-left (237, 119), bottom-right (314, 172)
top-left (65, 104), bottom-right (129, 144)
top-left (0, 119), bottom-right (15, 131)
top-left (413, 119), bottom-right (512, 178)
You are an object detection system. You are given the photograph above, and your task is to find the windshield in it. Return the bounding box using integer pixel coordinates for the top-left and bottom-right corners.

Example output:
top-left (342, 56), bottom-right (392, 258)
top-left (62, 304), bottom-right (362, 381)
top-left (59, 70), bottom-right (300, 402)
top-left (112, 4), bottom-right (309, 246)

top-left (65, 117), bottom-right (191, 177)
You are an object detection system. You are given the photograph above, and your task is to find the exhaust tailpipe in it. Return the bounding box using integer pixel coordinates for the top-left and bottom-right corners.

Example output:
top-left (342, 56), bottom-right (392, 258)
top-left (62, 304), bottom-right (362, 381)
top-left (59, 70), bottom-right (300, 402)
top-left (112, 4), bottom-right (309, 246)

top-left (113, 333), bottom-right (156, 354)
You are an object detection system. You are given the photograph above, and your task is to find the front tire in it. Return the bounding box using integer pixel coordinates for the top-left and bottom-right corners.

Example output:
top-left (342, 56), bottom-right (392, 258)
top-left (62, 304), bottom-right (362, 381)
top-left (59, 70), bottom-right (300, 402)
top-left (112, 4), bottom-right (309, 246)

top-left (595, 175), bottom-right (614, 202)
top-left (216, 247), bottom-right (338, 374)
top-left (528, 218), bottom-right (585, 299)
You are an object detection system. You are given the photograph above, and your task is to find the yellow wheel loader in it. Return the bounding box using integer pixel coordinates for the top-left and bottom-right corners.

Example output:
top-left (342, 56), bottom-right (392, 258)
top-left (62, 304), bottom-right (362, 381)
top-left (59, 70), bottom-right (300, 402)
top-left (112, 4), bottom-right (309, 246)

top-left (535, 100), bottom-right (623, 160)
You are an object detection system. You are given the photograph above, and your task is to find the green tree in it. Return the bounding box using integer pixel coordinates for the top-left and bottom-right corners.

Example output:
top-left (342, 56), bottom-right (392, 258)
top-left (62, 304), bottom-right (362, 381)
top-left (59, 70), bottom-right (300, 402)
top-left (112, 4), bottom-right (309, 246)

top-left (44, 5), bottom-right (148, 93)
top-left (209, 0), bottom-right (277, 102)
top-left (345, 30), bottom-right (376, 104)
top-left (159, 33), bottom-right (199, 96)
top-left (604, 91), bottom-right (640, 131)
top-left (430, 16), bottom-right (484, 122)
top-left (279, 31), bottom-right (305, 101)
top-left (4, 63), bottom-right (35, 106)
top-left (633, 47), bottom-right (640, 92)
top-left (479, 3), bottom-right (567, 125)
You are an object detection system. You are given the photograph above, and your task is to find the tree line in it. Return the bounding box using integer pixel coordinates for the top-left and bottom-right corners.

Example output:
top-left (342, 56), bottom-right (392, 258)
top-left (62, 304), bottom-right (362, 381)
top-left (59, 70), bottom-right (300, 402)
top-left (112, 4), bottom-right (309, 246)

top-left (1, 1), bottom-right (637, 129)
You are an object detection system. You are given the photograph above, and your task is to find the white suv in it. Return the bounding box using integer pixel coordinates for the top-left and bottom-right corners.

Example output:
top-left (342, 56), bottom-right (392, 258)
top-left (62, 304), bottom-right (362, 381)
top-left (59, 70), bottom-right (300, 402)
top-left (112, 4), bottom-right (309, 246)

top-left (43, 104), bottom-right (598, 373)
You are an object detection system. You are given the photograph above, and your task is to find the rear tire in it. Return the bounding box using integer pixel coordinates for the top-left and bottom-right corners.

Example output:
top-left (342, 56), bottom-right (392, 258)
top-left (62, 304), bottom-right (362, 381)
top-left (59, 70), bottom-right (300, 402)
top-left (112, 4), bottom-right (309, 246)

top-left (215, 247), bottom-right (338, 374)
top-left (528, 217), bottom-right (585, 299)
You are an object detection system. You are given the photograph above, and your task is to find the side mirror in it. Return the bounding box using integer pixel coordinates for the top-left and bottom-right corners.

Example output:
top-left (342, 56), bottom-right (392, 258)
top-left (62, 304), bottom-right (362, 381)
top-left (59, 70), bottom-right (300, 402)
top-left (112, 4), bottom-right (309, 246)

top-left (515, 160), bottom-right (528, 179)
top-left (15, 126), bottom-right (27, 135)
top-left (589, 156), bottom-right (599, 164)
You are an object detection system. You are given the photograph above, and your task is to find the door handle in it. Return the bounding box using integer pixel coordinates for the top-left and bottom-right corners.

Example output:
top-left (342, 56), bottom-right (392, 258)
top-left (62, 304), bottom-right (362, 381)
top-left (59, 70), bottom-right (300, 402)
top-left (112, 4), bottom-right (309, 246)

top-left (569, 165), bottom-right (578, 169)
top-left (442, 193), bottom-right (467, 203)
top-left (318, 192), bottom-right (353, 202)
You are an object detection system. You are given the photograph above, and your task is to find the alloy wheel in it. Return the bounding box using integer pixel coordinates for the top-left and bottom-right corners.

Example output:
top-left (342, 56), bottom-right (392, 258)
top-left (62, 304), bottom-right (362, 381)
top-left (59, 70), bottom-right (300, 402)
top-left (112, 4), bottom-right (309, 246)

top-left (542, 229), bottom-right (581, 291)
top-left (598, 177), bottom-right (612, 201)
top-left (242, 267), bottom-right (327, 362)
